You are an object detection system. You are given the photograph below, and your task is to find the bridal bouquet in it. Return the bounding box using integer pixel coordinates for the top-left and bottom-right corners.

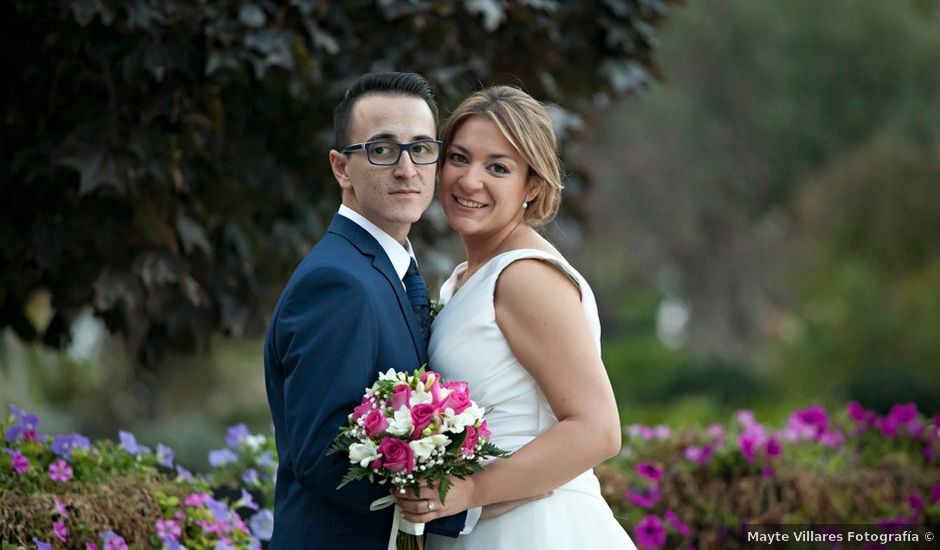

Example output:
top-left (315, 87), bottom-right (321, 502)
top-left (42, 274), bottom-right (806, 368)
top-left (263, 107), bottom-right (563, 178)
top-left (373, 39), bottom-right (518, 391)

top-left (329, 367), bottom-right (508, 549)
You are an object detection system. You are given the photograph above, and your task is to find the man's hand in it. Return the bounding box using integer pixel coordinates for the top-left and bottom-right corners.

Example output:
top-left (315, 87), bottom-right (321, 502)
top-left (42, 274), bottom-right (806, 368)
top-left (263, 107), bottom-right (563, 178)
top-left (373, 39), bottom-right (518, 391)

top-left (481, 491), bottom-right (553, 519)
top-left (393, 477), bottom-right (475, 523)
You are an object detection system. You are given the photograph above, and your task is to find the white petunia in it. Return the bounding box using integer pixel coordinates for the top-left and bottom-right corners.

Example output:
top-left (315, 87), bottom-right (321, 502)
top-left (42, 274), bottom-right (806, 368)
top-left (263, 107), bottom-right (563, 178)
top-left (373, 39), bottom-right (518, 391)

top-left (244, 434), bottom-right (267, 451)
top-left (386, 406), bottom-right (414, 437)
top-left (349, 440), bottom-right (379, 467)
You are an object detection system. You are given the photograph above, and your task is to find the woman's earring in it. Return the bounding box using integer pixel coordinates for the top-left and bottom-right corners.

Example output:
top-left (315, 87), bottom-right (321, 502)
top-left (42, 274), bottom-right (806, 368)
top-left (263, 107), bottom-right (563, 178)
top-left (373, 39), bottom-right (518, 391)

top-left (523, 201), bottom-right (529, 209)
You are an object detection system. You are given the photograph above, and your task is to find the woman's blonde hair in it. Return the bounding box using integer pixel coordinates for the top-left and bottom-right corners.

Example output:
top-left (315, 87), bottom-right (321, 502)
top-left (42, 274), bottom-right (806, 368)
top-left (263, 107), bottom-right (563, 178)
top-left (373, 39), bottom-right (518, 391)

top-left (440, 86), bottom-right (563, 228)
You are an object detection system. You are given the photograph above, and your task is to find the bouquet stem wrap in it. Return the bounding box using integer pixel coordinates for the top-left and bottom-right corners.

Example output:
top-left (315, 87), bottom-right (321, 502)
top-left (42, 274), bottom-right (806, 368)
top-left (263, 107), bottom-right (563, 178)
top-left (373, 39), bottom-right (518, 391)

top-left (371, 495), bottom-right (425, 550)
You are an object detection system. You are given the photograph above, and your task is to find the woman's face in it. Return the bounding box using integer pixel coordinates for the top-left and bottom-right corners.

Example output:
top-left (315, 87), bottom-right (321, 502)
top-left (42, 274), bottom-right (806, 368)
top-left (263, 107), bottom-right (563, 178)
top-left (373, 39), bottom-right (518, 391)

top-left (439, 116), bottom-right (535, 240)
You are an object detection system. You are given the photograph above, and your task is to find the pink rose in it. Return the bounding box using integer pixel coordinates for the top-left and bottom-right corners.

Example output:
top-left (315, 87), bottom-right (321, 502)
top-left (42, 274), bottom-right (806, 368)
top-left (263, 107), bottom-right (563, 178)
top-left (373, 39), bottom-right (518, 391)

top-left (440, 389), bottom-right (471, 414)
top-left (363, 409), bottom-right (389, 438)
top-left (377, 437), bottom-right (414, 473)
top-left (478, 420), bottom-right (491, 439)
top-left (352, 397), bottom-right (372, 421)
top-left (461, 425), bottom-right (479, 456)
top-left (411, 404), bottom-right (438, 439)
top-left (390, 385), bottom-right (411, 411)
top-left (443, 380), bottom-right (469, 395)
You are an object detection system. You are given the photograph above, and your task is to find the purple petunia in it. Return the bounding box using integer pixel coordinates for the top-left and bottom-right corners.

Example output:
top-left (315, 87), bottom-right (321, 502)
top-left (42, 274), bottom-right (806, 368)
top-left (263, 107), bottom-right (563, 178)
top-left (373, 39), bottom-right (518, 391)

top-left (226, 423), bottom-right (250, 450)
top-left (155, 519), bottom-right (182, 541)
top-left (100, 531), bottom-right (128, 550)
top-left (684, 444), bottom-right (714, 465)
top-left (156, 443), bottom-right (175, 468)
top-left (206, 496), bottom-right (231, 522)
top-left (6, 406), bottom-right (41, 442)
top-left (53, 497), bottom-right (69, 518)
top-left (9, 449), bottom-right (29, 474)
top-left (235, 488), bottom-right (260, 511)
top-left (931, 484), bottom-right (940, 505)
top-left (51, 434), bottom-right (91, 460)
top-left (49, 459), bottom-right (73, 482)
top-left (634, 514), bottom-right (667, 549)
top-left (119, 431), bottom-right (140, 456)
top-left (664, 510), bottom-right (691, 537)
top-left (242, 467), bottom-right (260, 486)
top-left (209, 448), bottom-right (238, 468)
top-left (249, 509), bottom-right (274, 541)
top-left (32, 537), bottom-right (52, 550)
top-left (764, 437), bottom-right (782, 458)
top-left (53, 520), bottom-right (68, 542)
top-left (636, 462), bottom-right (663, 482)
top-left (626, 487), bottom-right (661, 509)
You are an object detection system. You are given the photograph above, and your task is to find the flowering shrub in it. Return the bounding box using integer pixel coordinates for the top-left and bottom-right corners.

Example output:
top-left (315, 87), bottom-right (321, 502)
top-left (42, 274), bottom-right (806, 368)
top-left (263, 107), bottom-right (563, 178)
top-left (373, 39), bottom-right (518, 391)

top-left (601, 402), bottom-right (940, 549)
top-left (4, 402), bottom-right (939, 549)
top-left (0, 406), bottom-right (275, 549)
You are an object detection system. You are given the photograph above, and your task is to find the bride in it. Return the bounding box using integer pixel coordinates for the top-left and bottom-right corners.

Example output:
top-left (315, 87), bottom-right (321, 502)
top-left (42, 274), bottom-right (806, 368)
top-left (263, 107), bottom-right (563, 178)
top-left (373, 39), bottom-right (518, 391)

top-left (394, 86), bottom-right (636, 549)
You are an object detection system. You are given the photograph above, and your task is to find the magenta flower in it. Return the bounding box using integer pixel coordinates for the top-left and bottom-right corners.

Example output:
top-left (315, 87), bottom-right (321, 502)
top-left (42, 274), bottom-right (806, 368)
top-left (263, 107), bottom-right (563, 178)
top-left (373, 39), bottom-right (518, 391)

top-left (818, 430), bottom-right (845, 447)
top-left (739, 435), bottom-right (759, 462)
top-left (931, 484), bottom-right (940, 505)
top-left (635, 515), bottom-right (667, 549)
top-left (10, 450), bottom-right (29, 474)
top-left (53, 496), bottom-right (69, 518)
top-left (85, 542), bottom-right (99, 550)
top-left (155, 519), bottom-right (182, 541)
top-left (626, 487), bottom-right (661, 509)
top-left (664, 510), bottom-right (691, 537)
top-left (736, 409), bottom-right (756, 426)
top-left (909, 494), bottom-right (924, 512)
top-left (706, 423), bottom-right (726, 443)
top-left (636, 462), bottom-right (663, 482)
top-left (54, 520), bottom-right (68, 542)
top-left (761, 464), bottom-right (775, 478)
top-left (888, 403), bottom-right (922, 436)
top-left (847, 401), bottom-right (867, 422)
top-left (49, 459), bottom-right (73, 482)
top-left (684, 444), bottom-right (714, 465)
top-left (764, 437), bottom-right (782, 458)
top-left (876, 416), bottom-right (899, 438)
top-left (185, 492), bottom-right (210, 507)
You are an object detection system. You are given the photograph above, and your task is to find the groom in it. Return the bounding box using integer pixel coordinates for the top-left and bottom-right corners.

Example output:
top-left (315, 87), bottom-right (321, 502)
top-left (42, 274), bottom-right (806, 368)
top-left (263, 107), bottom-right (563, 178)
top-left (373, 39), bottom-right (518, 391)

top-left (263, 72), bottom-right (470, 548)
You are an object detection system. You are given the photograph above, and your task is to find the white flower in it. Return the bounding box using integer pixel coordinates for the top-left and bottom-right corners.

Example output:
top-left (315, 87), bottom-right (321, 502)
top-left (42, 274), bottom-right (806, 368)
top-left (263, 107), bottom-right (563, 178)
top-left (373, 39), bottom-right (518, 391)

top-left (244, 434), bottom-right (266, 451)
top-left (386, 406), bottom-right (414, 437)
top-left (378, 368), bottom-right (400, 382)
top-left (409, 435), bottom-right (451, 462)
top-left (349, 440), bottom-right (379, 467)
top-left (411, 387), bottom-right (433, 405)
top-left (441, 409), bottom-right (467, 434)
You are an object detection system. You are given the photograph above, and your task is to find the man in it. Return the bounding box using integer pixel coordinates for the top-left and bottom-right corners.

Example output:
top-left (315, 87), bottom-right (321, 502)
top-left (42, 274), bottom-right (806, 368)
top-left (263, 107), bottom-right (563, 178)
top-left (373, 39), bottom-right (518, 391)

top-left (263, 72), bottom-right (470, 548)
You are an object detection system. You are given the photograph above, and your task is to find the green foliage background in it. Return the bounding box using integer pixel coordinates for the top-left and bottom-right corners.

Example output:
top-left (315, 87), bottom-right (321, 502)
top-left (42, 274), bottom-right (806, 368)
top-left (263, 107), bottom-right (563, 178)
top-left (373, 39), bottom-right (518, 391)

top-left (2, 0), bottom-right (940, 468)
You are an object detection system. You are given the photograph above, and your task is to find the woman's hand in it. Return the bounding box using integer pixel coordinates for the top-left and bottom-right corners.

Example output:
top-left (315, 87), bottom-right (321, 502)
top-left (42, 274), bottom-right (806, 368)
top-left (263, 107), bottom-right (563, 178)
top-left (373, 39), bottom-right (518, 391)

top-left (392, 476), bottom-right (476, 524)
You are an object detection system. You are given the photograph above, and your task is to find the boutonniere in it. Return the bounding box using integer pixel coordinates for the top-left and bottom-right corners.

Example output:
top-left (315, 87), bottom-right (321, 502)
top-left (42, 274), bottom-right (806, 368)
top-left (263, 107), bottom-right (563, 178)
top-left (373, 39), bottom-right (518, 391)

top-left (429, 299), bottom-right (444, 321)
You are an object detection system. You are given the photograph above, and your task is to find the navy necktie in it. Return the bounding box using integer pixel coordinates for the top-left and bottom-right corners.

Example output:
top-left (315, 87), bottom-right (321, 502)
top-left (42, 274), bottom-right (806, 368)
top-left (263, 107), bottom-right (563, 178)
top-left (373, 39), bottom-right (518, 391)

top-left (403, 258), bottom-right (430, 347)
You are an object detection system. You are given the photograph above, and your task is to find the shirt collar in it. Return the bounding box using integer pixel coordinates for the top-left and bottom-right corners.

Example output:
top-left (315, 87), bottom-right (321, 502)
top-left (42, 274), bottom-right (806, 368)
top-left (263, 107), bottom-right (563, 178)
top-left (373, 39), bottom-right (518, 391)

top-left (338, 204), bottom-right (415, 280)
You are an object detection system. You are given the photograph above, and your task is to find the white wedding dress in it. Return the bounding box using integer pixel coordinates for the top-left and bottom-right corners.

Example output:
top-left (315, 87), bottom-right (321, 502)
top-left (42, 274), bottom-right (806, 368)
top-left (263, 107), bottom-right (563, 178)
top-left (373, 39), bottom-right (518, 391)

top-left (426, 249), bottom-right (636, 550)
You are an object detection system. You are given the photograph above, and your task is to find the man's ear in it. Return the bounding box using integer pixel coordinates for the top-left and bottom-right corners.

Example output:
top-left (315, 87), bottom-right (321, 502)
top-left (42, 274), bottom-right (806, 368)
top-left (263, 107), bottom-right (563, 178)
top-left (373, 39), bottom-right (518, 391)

top-left (329, 150), bottom-right (352, 190)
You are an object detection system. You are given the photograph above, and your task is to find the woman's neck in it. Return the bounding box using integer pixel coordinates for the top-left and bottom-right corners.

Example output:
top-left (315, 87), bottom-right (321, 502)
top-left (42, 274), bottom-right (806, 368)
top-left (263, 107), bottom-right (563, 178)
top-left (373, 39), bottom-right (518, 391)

top-left (461, 220), bottom-right (534, 278)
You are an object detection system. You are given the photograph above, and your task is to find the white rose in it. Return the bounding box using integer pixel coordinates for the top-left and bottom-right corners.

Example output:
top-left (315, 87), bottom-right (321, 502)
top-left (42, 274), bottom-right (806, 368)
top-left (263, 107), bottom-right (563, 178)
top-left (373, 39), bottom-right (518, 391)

top-left (349, 440), bottom-right (379, 467)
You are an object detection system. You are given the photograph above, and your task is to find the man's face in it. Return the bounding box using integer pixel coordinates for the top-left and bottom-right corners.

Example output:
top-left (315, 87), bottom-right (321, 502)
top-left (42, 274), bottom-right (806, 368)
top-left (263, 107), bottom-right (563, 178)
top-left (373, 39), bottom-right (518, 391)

top-left (330, 94), bottom-right (437, 244)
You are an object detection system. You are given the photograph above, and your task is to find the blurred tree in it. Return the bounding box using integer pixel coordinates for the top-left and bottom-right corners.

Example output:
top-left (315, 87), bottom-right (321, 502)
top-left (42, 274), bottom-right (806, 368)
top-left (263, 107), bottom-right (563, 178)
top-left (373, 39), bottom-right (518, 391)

top-left (1, 0), bottom-right (677, 368)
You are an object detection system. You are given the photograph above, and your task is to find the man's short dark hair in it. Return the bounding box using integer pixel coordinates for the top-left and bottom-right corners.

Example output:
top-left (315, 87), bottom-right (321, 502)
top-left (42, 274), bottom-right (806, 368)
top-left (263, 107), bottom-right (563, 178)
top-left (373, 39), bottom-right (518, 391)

top-left (333, 72), bottom-right (439, 149)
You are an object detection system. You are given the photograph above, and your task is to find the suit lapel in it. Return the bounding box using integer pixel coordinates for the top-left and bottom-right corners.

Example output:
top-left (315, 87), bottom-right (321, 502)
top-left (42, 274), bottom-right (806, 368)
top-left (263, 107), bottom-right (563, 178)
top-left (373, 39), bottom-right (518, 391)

top-left (327, 214), bottom-right (428, 364)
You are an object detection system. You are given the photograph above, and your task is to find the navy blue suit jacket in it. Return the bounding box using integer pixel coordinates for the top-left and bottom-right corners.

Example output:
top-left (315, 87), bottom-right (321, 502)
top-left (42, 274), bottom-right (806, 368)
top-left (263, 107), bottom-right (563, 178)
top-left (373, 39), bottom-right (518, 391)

top-left (264, 214), bottom-right (467, 548)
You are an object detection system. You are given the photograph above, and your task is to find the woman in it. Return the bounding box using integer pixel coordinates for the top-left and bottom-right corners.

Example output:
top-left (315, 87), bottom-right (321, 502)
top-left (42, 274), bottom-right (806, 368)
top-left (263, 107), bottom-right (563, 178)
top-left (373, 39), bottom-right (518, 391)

top-left (394, 86), bottom-right (636, 549)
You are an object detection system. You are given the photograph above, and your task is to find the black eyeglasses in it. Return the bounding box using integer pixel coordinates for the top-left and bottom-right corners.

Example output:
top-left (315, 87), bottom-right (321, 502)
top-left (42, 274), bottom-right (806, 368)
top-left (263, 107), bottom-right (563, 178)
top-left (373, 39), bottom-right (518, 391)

top-left (342, 139), bottom-right (443, 166)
